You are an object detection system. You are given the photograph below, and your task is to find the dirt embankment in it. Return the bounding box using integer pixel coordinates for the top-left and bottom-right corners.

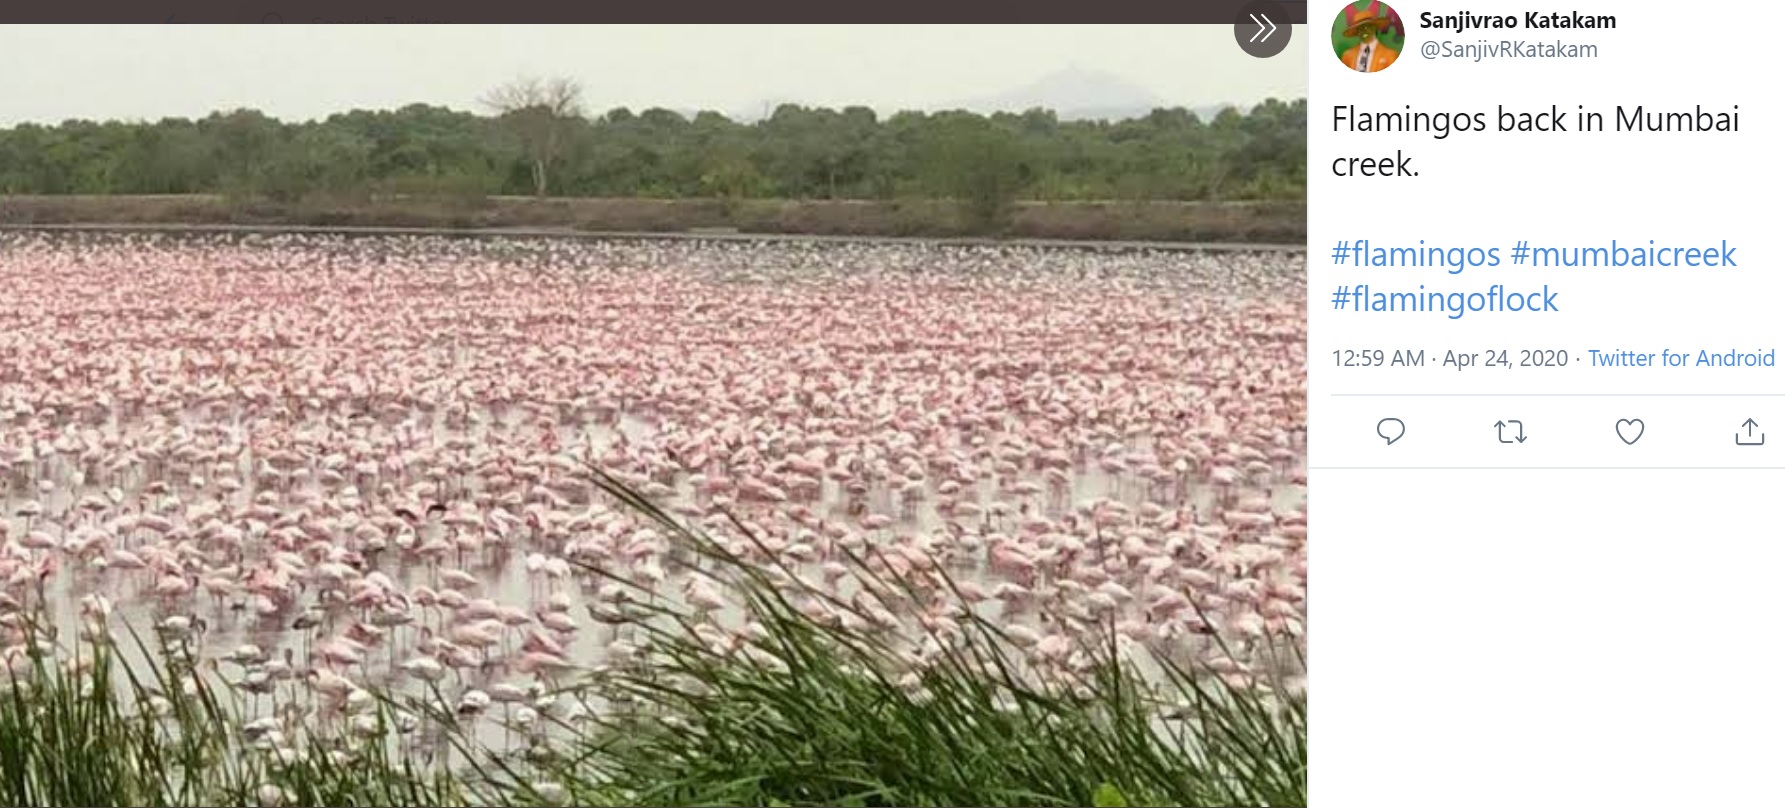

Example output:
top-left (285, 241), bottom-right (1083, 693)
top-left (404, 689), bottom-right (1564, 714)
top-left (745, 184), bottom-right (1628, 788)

top-left (0, 195), bottom-right (1305, 244)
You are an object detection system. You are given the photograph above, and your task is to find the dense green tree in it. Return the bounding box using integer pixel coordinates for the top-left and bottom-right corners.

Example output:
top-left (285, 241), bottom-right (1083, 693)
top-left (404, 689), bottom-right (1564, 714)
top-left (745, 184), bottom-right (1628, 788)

top-left (0, 98), bottom-right (1307, 203)
top-left (921, 113), bottom-right (1028, 231)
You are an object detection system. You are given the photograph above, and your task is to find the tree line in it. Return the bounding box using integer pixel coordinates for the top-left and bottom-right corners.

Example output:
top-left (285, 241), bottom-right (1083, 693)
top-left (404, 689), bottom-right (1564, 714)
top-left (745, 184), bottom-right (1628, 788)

top-left (0, 85), bottom-right (1306, 210)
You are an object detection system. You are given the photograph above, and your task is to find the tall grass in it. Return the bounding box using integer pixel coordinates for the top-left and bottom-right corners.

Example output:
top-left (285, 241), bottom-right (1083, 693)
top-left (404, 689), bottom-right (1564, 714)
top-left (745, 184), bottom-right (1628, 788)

top-left (0, 618), bottom-right (467, 807)
top-left (475, 466), bottom-right (1306, 806)
top-left (0, 469), bottom-right (1306, 806)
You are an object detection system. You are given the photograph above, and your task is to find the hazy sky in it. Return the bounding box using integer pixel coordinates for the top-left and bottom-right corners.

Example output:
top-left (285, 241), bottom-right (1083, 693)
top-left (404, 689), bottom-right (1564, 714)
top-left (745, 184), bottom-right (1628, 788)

top-left (0, 25), bottom-right (1306, 124)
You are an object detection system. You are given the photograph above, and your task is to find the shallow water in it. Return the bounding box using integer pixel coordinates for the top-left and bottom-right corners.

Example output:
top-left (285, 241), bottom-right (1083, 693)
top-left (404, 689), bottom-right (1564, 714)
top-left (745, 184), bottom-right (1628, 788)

top-left (0, 232), bottom-right (1308, 754)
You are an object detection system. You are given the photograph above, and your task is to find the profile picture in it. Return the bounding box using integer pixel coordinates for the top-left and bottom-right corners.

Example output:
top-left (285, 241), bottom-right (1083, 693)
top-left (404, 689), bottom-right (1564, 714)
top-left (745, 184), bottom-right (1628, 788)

top-left (1331, 1), bottom-right (1404, 73)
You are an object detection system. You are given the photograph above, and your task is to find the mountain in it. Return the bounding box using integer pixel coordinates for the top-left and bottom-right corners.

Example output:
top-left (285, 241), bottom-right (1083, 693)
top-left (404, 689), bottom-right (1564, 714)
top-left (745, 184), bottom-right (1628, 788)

top-left (952, 67), bottom-right (1165, 121)
top-left (730, 68), bottom-right (1252, 123)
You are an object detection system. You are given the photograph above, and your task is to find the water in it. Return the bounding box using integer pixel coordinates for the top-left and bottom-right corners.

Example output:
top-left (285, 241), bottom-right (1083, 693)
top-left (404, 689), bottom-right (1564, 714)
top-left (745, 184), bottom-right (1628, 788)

top-left (0, 230), bottom-right (1307, 754)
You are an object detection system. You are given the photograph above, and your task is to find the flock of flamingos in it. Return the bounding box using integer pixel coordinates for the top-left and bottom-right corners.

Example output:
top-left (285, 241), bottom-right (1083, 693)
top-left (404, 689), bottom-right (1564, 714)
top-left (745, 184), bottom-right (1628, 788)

top-left (0, 231), bottom-right (1305, 763)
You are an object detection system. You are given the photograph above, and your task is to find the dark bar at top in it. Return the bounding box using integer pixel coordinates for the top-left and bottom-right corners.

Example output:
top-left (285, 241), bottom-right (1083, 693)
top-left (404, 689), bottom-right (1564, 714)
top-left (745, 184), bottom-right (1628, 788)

top-left (3, 0), bottom-right (1311, 24)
